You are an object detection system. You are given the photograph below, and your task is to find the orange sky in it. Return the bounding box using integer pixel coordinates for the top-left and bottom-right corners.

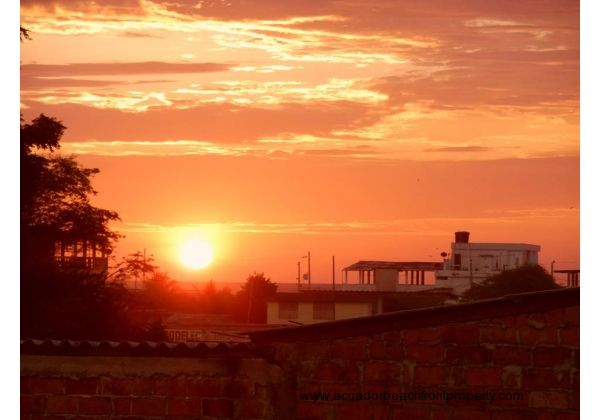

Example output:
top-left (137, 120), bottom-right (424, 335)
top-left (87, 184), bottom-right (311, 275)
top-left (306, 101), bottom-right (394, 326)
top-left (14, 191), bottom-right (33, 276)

top-left (20, 0), bottom-right (580, 286)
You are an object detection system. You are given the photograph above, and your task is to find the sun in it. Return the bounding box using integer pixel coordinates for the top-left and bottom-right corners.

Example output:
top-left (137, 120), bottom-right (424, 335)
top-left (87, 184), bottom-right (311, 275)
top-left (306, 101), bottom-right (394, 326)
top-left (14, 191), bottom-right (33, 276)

top-left (179, 239), bottom-right (213, 270)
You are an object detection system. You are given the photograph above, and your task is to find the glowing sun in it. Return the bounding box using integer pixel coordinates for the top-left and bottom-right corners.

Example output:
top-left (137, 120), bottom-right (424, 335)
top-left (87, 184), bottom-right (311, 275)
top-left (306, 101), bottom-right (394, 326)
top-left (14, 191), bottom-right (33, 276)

top-left (179, 239), bottom-right (213, 269)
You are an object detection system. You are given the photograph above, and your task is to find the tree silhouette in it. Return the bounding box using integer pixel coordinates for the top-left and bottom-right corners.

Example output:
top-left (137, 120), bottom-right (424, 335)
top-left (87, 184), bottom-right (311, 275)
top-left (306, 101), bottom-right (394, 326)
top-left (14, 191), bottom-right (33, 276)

top-left (21, 115), bottom-right (120, 265)
top-left (235, 272), bottom-right (277, 323)
top-left (462, 265), bottom-right (561, 301)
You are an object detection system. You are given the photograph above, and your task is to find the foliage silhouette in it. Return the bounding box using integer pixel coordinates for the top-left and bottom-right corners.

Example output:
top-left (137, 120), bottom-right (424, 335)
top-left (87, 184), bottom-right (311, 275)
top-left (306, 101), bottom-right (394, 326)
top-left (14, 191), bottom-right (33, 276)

top-left (235, 272), bottom-right (278, 323)
top-left (462, 265), bottom-right (561, 301)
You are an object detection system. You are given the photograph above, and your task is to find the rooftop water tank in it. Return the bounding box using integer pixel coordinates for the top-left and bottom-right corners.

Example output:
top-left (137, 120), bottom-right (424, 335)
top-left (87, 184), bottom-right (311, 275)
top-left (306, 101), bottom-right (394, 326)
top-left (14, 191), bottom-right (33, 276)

top-left (455, 231), bottom-right (470, 243)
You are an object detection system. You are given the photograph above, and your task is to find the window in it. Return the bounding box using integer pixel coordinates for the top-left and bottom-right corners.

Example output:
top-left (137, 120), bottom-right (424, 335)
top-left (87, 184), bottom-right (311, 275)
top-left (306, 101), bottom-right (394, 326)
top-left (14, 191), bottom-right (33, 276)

top-left (278, 302), bottom-right (298, 319)
top-left (453, 253), bottom-right (462, 269)
top-left (313, 302), bottom-right (335, 320)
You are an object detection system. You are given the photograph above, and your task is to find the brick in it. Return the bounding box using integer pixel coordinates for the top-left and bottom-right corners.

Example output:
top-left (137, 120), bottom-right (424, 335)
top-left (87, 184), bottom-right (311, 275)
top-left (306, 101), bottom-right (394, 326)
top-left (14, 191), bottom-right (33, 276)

top-left (488, 390), bottom-right (528, 408)
top-left (544, 308), bottom-right (564, 325)
top-left (493, 347), bottom-right (531, 365)
top-left (369, 339), bottom-right (386, 359)
top-left (480, 327), bottom-right (519, 344)
top-left (371, 404), bottom-right (393, 420)
top-left (392, 406), bottom-right (433, 420)
top-left (320, 382), bottom-right (356, 396)
top-left (297, 401), bottom-right (332, 420)
top-left (21, 395), bottom-right (44, 414)
top-left (529, 391), bottom-right (569, 409)
top-left (404, 345), bottom-right (444, 363)
top-left (100, 378), bottom-right (133, 396)
top-left (446, 346), bottom-right (491, 365)
top-left (465, 367), bottom-right (502, 387)
top-left (223, 379), bottom-right (254, 398)
top-left (78, 397), bottom-right (111, 415)
top-left (502, 366), bottom-right (523, 389)
top-left (238, 399), bottom-right (265, 418)
top-left (519, 327), bottom-right (558, 345)
top-left (385, 335), bottom-right (405, 359)
top-left (414, 367), bottom-right (447, 385)
top-left (45, 396), bottom-right (77, 414)
top-left (403, 327), bottom-right (441, 343)
top-left (112, 398), bottom-right (131, 415)
top-left (563, 306), bottom-right (579, 325)
top-left (533, 347), bottom-right (572, 367)
top-left (274, 343), bottom-right (297, 361)
top-left (168, 398), bottom-right (201, 416)
top-left (153, 376), bottom-right (187, 396)
top-left (448, 407), bottom-right (489, 420)
top-left (334, 403), bottom-right (370, 418)
top-left (571, 390), bottom-right (579, 410)
top-left (555, 413), bottom-right (581, 420)
top-left (298, 341), bottom-right (331, 360)
top-left (202, 398), bottom-right (233, 418)
top-left (21, 377), bottom-right (30, 394)
top-left (441, 324), bottom-right (479, 345)
top-left (493, 410), bottom-right (538, 420)
top-left (315, 361), bottom-right (358, 381)
top-left (30, 378), bottom-right (65, 395)
top-left (331, 337), bottom-right (370, 360)
top-left (65, 378), bottom-right (98, 395)
top-left (298, 361), bottom-right (318, 378)
top-left (560, 326), bottom-right (579, 346)
top-left (522, 368), bottom-right (570, 389)
top-left (131, 398), bottom-right (166, 416)
top-left (187, 379), bottom-right (223, 397)
top-left (364, 361), bottom-right (393, 382)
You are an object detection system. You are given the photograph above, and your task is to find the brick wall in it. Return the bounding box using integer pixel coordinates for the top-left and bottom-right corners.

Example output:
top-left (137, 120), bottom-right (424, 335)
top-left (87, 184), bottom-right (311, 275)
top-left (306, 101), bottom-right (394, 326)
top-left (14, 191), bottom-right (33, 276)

top-left (21, 290), bottom-right (579, 419)
top-left (21, 356), bottom-right (286, 419)
top-left (272, 304), bottom-right (579, 420)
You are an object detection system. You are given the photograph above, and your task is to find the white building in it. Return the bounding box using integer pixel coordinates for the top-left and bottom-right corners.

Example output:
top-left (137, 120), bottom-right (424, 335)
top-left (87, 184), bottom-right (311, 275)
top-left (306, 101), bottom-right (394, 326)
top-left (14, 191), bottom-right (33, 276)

top-left (435, 231), bottom-right (540, 293)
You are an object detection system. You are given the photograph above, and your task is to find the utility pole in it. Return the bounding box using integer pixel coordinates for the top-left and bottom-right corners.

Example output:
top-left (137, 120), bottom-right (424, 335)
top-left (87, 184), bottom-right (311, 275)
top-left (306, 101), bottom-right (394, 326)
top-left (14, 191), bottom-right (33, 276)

top-left (332, 255), bottom-right (336, 289)
top-left (297, 261), bottom-right (301, 289)
top-left (307, 251), bottom-right (311, 286)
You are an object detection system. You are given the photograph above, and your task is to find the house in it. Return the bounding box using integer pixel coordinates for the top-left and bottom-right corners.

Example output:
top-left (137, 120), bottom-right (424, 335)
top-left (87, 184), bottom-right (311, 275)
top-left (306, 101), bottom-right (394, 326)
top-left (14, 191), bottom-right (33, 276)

top-left (266, 289), bottom-right (455, 325)
top-left (435, 231), bottom-right (541, 293)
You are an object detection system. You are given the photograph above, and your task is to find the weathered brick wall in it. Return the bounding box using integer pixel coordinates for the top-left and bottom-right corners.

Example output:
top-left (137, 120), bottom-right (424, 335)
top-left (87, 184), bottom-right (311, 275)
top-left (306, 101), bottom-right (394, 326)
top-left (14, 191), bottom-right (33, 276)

top-left (21, 356), bottom-right (285, 419)
top-left (21, 296), bottom-right (579, 419)
top-left (272, 304), bottom-right (579, 420)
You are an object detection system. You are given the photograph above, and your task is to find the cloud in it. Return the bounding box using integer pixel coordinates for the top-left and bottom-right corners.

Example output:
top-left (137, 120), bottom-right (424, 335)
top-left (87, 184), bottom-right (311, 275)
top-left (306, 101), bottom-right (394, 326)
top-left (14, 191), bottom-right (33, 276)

top-left (21, 100), bottom-right (380, 143)
top-left (426, 146), bottom-right (491, 153)
top-left (21, 61), bottom-right (231, 77)
top-left (119, 30), bottom-right (162, 38)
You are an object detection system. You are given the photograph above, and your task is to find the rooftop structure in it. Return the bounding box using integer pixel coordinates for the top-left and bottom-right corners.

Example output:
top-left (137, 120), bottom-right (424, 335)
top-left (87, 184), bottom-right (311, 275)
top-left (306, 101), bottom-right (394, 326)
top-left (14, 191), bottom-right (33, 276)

top-left (435, 231), bottom-right (541, 293)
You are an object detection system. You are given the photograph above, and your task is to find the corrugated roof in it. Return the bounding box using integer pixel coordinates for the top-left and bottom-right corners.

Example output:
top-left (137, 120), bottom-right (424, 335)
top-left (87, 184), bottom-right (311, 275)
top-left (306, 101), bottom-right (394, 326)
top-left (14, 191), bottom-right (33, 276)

top-left (20, 338), bottom-right (261, 357)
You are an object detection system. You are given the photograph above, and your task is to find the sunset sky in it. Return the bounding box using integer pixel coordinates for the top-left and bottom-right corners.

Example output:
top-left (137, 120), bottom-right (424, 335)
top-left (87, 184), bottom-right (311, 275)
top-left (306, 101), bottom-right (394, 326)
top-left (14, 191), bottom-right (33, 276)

top-left (20, 0), bottom-right (580, 287)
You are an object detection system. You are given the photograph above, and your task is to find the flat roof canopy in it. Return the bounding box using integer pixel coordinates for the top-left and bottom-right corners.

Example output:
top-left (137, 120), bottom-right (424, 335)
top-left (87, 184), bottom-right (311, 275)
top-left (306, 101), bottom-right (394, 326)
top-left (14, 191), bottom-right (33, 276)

top-left (344, 260), bottom-right (442, 271)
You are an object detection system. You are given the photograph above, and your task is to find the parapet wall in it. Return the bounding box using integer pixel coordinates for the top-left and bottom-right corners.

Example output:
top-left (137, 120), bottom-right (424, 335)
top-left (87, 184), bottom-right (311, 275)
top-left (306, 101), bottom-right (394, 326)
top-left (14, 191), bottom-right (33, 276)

top-left (21, 288), bottom-right (579, 419)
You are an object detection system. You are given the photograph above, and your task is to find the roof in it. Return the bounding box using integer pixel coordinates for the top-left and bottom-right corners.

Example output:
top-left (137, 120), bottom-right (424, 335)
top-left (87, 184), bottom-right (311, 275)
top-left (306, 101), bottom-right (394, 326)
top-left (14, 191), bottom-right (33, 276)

top-left (249, 287), bottom-right (579, 344)
top-left (453, 243), bottom-right (540, 251)
top-left (344, 260), bottom-right (443, 271)
top-left (20, 339), bottom-right (261, 358)
top-left (268, 291), bottom-right (382, 303)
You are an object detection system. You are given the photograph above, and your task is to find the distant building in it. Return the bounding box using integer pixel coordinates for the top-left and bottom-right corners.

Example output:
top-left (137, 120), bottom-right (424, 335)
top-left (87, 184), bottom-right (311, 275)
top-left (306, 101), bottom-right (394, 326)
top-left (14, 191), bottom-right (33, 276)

top-left (163, 313), bottom-right (282, 343)
top-left (435, 231), bottom-right (541, 293)
top-left (294, 231), bottom-right (544, 297)
top-left (54, 239), bottom-right (109, 274)
top-left (266, 290), bottom-right (454, 325)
